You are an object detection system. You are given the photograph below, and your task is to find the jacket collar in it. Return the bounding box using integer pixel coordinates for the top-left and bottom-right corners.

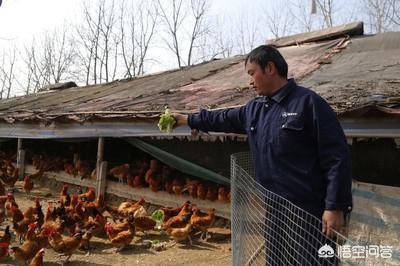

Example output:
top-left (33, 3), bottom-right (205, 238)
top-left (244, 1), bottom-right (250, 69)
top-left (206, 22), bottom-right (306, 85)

top-left (270, 78), bottom-right (296, 103)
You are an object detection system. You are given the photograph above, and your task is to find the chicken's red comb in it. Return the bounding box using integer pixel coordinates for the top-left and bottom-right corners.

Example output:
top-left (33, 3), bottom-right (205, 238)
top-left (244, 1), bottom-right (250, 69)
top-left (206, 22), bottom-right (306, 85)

top-left (0, 242), bottom-right (9, 248)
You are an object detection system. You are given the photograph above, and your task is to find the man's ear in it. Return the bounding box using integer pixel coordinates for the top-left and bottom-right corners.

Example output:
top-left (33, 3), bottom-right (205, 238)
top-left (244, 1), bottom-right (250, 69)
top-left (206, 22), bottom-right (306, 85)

top-left (266, 62), bottom-right (275, 75)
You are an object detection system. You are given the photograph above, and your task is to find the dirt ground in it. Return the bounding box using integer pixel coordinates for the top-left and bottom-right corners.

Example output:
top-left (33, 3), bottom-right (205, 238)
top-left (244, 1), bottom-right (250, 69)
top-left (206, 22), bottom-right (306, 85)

top-left (0, 181), bottom-right (232, 266)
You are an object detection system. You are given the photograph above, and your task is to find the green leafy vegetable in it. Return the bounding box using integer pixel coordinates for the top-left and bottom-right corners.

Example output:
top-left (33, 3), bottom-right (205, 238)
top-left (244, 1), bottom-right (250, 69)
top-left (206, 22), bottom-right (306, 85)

top-left (152, 210), bottom-right (165, 222)
top-left (158, 108), bottom-right (176, 133)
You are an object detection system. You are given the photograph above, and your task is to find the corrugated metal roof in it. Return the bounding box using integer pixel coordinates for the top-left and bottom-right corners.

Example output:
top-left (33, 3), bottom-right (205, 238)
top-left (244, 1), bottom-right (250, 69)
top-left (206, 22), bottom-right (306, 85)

top-left (0, 31), bottom-right (399, 128)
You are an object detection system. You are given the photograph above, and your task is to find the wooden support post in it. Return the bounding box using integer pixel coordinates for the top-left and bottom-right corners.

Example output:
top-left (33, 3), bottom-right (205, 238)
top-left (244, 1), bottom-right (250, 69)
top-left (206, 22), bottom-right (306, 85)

top-left (17, 139), bottom-right (25, 180)
top-left (96, 137), bottom-right (104, 173)
top-left (96, 161), bottom-right (107, 196)
top-left (96, 137), bottom-right (106, 196)
top-left (73, 153), bottom-right (79, 165)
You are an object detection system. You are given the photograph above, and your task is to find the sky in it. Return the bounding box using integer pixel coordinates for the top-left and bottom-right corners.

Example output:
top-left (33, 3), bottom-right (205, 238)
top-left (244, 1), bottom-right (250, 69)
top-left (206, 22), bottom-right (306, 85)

top-left (0, 0), bottom-right (252, 45)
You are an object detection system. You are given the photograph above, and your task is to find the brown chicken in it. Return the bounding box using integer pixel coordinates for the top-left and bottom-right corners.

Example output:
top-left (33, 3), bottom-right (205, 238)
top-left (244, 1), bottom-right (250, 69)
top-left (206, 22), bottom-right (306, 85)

top-left (48, 230), bottom-right (83, 263)
top-left (172, 178), bottom-right (184, 195)
top-left (78, 187), bottom-right (96, 202)
top-left (0, 241), bottom-right (9, 261)
top-left (32, 155), bottom-right (41, 170)
top-left (0, 182), bottom-right (5, 196)
top-left (2, 168), bottom-right (19, 189)
top-left (218, 186), bottom-right (230, 203)
top-left (60, 184), bottom-right (69, 205)
top-left (133, 174), bottom-right (145, 188)
top-left (90, 168), bottom-right (97, 180)
top-left (166, 223), bottom-right (193, 245)
top-left (26, 168), bottom-right (45, 180)
top-left (197, 182), bottom-right (207, 200)
top-left (84, 214), bottom-right (106, 237)
top-left (134, 216), bottom-right (157, 233)
top-left (109, 163), bottom-right (130, 183)
top-left (24, 176), bottom-right (34, 196)
top-left (206, 185), bottom-right (218, 201)
top-left (148, 174), bottom-right (161, 192)
top-left (10, 240), bottom-right (41, 264)
top-left (186, 179), bottom-right (199, 198)
top-left (162, 213), bottom-right (192, 230)
top-left (64, 161), bottom-right (77, 176)
top-left (79, 227), bottom-right (94, 251)
top-left (84, 194), bottom-right (105, 215)
top-left (160, 201), bottom-right (191, 222)
top-left (75, 159), bottom-right (91, 179)
top-left (0, 225), bottom-right (11, 243)
top-left (190, 207), bottom-right (215, 240)
top-left (28, 248), bottom-right (44, 266)
top-left (105, 218), bottom-right (135, 251)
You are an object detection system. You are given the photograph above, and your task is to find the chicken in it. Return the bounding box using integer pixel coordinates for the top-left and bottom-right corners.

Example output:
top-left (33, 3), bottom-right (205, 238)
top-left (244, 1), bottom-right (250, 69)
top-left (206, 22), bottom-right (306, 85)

top-left (206, 185), bottom-right (218, 201)
top-left (0, 241), bottom-right (9, 261)
top-left (164, 178), bottom-right (174, 194)
top-left (24, 175), bottom-right (34, 196)
top-left (190, 207), bottom-right (215, 240)
top-left (48, 230), bottom-right (83, 263)
top-left (2, 167), bottom-right (19, 189)
top-left (78, 187), bottom-right (96, 202)
top-left (0, 182), bottom-right (5, 196)
top-left (113, 197), bottom-right (145, 218)
top-left (60, 185), bottom-right (69, 204)
top-left (161, 213), bottom-right (192, 230)
top-left (197, 182), bottom-right (207, 200)
top-left (134, 216), bottom-right (157, 233)
top-left (109, 163), bottom-right (130, 183)
top-left (90, 168), bottom-right (97, 180)
top-left (13, 214), bottom-right (32, 243)
top-left (103, 214), bottom-right (134, 238)
top-left (75, 159), bottom-right (91, 179)
top-left (31, 155), bottom-right (41, 170)
top-left (5, 194), bottom-right (18, 217)
top-left (133, 174), bottom-right (145, 188)
top-left (10, 240), bottom-right (41, 264)
top-left (64, 161), bottom-right (77, 176)
top-left (28, 248), bottom-right (44, 266)
top-left (105, 219), bottom-right (135, 251)
top-left (83, 194), bottom-right (105, 216)
top-left (186, 180), bottom-right (199, 198)
top-left (84, 214), bottom-right (106, 237)
top-left (176, 201), bottom-right (192, 217)
top-left (10, 204), bottom-right (24, 223)
top-left (79, 227), bottom-right (94, 251)
top-left (0, 225), bottom-right (11, 243)
top-left (218, 186), bottom-right (230, 203)
top-left (166, 223), bottom-right (193, 245)
top-left (25, 222), bottom-right (39, 241)
top-left (160, 201), bottom-right (191, 222)
top-left (26, 168), bottom-right (45, 180)
top-left (148, 174), bottom-right (161, 192)
top-left (172, 178), bottom-right (184, 195)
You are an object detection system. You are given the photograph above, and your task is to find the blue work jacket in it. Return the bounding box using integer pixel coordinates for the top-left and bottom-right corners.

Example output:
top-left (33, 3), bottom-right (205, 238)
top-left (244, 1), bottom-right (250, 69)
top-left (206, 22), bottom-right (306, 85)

top-left (188, 79), bottom-right (352, 217)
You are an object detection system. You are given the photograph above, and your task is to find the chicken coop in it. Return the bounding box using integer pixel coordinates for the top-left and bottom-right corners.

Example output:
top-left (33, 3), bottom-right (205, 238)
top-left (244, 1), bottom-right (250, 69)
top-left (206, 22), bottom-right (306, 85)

top-left (0, 21), bottom-right (399, 263)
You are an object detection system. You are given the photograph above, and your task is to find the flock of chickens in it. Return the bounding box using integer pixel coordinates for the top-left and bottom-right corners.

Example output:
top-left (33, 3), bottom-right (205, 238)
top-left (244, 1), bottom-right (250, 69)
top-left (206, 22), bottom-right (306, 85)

top-left (28, 154), bottom-right (231, 203)
top-left (0, 154), bottom-right (218, 266)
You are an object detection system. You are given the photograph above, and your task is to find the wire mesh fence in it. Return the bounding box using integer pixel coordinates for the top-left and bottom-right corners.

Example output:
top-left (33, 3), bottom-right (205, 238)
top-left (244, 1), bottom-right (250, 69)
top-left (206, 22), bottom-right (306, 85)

top-left (230, 152), bottom-right (374, 266)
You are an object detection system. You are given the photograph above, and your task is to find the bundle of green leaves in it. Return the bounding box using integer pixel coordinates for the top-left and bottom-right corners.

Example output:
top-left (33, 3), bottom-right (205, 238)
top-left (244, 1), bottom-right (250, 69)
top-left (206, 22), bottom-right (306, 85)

top-left (158, 108), bottom-right (176, 133)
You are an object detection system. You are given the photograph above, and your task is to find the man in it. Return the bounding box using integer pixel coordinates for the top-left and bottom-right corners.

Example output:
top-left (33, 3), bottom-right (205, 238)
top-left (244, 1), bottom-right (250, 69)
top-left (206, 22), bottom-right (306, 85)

top-left (174, 45), bottom-right (352, 264)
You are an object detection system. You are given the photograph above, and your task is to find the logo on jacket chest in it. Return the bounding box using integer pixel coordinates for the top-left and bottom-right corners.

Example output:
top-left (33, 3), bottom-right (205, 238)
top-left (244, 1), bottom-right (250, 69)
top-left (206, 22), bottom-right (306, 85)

top-left (282, 112), bottom-right (298, 118)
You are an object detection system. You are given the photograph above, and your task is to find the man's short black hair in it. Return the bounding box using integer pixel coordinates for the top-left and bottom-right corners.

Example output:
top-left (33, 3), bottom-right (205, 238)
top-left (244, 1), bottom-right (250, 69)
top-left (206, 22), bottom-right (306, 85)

top-left (245, 45), bottom-right (288, 78)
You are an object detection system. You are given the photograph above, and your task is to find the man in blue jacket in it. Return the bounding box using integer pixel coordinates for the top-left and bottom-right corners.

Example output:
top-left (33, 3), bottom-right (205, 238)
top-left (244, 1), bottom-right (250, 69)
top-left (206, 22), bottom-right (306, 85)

top-left (174, 45), bottom-right (352, 264)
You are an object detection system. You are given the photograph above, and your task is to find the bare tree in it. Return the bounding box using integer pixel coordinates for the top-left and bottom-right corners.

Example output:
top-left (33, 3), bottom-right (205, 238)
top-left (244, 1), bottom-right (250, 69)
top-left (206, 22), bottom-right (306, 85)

top-left (264, 2), bottom-right (292, 38)
top-left (234, 11), bottom-right (260, 55)
top-left (0, 46), bottom-right (17, 99)
top-left (157, 0), bottom-right (187, 68)
top-left (363, 0), bottom-right (397, 32)
top-left (315, 0), bottom-right (334, 28)
top-left (120, 0), bottom-right (158, 78)
top-left (289, 0), bottom-right (316, 32)
top-left (186, 0), bottom-right (210, 66)
top-left (389, 0), bottom-right (400, 26)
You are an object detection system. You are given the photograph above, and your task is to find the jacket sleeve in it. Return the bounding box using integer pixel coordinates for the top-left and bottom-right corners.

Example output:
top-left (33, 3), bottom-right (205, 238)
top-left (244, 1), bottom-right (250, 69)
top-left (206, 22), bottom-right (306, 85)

top-left (311, 94), bottom-right (353, 212)
top-left (187, 106), bottom-right (247, 134)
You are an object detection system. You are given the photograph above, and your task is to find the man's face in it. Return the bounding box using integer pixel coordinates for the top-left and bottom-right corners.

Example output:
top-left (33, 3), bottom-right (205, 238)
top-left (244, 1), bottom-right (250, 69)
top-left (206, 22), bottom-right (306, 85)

top-left (246, 62), bottom-right (272, 96)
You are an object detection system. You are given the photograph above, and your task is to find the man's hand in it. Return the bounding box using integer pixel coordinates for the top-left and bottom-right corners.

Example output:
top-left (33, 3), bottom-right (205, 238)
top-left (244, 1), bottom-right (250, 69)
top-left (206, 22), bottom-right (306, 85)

top-left (172, 113), bottom-right (199, 136)
top-left (172, 113), bottom-right (188, 127)
top-left (322, 210), bottom-right (344, 239)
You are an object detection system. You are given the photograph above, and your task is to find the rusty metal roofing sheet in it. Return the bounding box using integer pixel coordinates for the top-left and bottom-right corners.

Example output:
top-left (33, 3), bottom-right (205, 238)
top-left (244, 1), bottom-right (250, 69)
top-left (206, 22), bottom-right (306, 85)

top-left (0, 33), bottom-right (399, 127)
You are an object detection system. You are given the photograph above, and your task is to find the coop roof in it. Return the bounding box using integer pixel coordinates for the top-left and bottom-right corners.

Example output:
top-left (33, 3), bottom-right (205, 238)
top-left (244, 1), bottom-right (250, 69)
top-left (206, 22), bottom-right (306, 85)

top-left (0, 22), bottom-right (399, 138)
